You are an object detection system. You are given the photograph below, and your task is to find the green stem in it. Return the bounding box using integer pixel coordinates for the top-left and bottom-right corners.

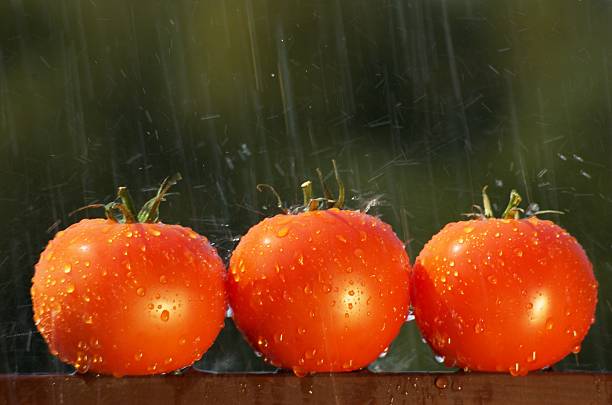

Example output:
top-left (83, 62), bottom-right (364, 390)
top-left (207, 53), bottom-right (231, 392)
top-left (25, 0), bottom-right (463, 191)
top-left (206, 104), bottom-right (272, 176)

top-left (331, 160), bottom-right (345, 209)
top-left (301, 181), bottom-right (319, 211)
top-left (502, 189), bottom-right (523, 219)
top-left (481, 186), bottom-right (494, 218)
top-left (117, 187), bottom-right (137, 223)
top-left (137, 173), bottom-right (182, 223)
top-left (256, 184), bottom-right (287, 213)
top-left (315, 168), bottom-right (333, 202)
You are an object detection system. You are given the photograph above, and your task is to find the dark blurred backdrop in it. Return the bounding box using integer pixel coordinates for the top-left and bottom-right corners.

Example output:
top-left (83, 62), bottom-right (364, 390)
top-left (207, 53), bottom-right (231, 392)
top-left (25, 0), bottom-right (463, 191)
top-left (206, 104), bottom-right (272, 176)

top-left (0, 0), bottom-right (611, 373)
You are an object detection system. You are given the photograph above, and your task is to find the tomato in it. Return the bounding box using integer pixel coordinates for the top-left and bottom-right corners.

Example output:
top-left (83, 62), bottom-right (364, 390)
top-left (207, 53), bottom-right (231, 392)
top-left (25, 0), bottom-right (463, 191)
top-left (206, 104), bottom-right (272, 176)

top-left (411, 190), bottom-right (598, 375)
top-left (31, 176), bottom-right (226, 376)
top-left (227, 208), bottom-right (411, 375)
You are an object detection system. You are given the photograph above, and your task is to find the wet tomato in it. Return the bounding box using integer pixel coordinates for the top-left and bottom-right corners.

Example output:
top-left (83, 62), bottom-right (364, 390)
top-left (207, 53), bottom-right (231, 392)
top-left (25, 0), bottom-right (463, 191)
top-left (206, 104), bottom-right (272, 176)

top-left (31, 176), bottom-right (226, 376)
top-left (411, 190), bottom-right (598, 375)
top-left (228, 208), bottom-right (411, 375)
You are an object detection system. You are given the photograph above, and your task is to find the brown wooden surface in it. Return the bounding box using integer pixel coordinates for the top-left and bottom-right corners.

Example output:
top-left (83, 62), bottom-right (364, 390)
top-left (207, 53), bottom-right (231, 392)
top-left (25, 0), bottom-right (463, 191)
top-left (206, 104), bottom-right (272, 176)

top-left (0, 371), bottom-right (610, 405)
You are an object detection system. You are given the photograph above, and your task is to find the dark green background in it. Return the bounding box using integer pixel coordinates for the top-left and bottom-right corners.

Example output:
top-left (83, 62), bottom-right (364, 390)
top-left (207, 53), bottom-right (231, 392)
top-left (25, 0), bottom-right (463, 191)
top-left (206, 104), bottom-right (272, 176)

top-left (1, 0), bottom-right (610, 374)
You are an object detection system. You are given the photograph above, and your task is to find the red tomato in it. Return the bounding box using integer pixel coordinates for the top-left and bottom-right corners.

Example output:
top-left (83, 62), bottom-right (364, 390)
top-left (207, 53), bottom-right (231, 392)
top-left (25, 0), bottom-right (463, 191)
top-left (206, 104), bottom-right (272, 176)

top-left (31, 178), bottom-right (226, 376)
top-left (227, 208), bottom-right (410, 375)
top-left (412, 216), bottom-right (598, 375)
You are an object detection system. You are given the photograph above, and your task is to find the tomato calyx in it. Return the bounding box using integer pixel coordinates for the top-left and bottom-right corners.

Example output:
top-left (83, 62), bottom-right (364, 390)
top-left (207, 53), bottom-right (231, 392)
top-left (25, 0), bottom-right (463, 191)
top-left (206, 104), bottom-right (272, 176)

top-left (257, 160), bottom-right (346, 214)
top-left (464, 186), bottom-right (564, 220)
top-left (70, 173), bottom-right (182, 223)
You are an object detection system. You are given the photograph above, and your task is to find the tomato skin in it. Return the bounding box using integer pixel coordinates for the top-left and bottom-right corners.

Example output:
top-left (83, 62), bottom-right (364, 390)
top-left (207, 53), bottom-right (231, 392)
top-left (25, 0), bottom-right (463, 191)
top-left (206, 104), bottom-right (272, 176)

top-left (227, 209), bottom-right (410, 374)
top-left (411, 217), bottom-right (598, 375)
top-left (31, 218), bottom-right (226, 376)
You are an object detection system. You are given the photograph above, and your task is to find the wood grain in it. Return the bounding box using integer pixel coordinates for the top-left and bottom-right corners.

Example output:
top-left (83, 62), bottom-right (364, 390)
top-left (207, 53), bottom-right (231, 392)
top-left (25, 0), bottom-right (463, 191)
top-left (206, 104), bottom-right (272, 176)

top-left (1, 371), bottom-right (610, 405)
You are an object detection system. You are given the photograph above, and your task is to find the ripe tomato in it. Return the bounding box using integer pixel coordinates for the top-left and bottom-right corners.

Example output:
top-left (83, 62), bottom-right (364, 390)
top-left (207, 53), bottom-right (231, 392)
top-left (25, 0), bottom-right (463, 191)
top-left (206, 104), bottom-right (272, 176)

top-left (31, 176), bottom-right (226, 376)
top-left (411, 190), bottom-right (598, 375)
top-left (227, 208), bottom-right (411, 375)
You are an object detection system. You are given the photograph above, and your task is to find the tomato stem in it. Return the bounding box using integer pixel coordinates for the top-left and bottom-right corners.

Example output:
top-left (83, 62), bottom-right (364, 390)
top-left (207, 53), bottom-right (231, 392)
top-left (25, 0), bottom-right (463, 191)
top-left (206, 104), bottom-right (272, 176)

top-left (315, 168), bottom-right (333, 202)
top-left (256, 184), bottom-right (288, 214)
top-left (481, 186), bottom-right (494, 218)
top-left (117, 187), bottom-right (138, 223)
top-left (331, 159), bottom-right (345, 209)
top-left (137, 173), bottom-right (182, 223)
top-left (501, 189), bottom-right (523, 219)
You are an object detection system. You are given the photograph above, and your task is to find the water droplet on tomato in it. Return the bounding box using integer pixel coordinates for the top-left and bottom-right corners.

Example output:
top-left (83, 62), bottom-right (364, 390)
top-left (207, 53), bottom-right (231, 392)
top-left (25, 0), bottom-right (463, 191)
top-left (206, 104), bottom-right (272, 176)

top-left (336, 235), bottom-right (347, 243)
top-left (63, 264), bottom-right (71, 274)
top-left (136, 287), bottom-right (146, 297)
top-left (353, 249), bottom-right (364, 258)
top-left (342, 360), bottom-right (354, 369)
top-left (66, 283), bottom-right (75, 293)
top-left (274, 333), bottom-right (284, 343)
top-left (303, 284), bottom-right (313, 294)
top-left (126, 231), bottom-right (133, 238)
top-left (571, 345), bottom-right (581, 354)
top-left (134, 352), bottom-right (143, 361)
top-left (277, 227), bottom-right (289, 238)
top-left (474, 321), bottom-right (485, 334)
top-left (293, 367), bottom-right (308, 377)
top-left (298, 327), bottom-right (307, 335)
top-left (150, 229), bottom-right (161, 237)
top-left (378, 347), bottom-right (389, 358)
top-left (434, 354), bottom-right (445, 364)
top-left (159, 275), bottom-right (167, 284)
top-left (487, 275), bottom-right (498, 285)
top-left (160, 310), bottom-right (170, 321)
top-left (509, 363), bottom-right (522, 376)
top-left (83, 314), bottom-right (93, 324)
top-left (463, 226), bottom-right (474, 234)
top-left (545, 318), bottom-right (554, 330)
top-left (526, 351), bottom-right (537, 363)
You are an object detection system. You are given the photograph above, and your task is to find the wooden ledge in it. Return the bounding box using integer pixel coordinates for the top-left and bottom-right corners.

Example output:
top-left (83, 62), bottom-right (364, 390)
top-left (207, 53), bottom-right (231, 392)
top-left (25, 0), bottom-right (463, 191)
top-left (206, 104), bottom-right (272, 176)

top-left (1, 371), bottom-right (610, 404)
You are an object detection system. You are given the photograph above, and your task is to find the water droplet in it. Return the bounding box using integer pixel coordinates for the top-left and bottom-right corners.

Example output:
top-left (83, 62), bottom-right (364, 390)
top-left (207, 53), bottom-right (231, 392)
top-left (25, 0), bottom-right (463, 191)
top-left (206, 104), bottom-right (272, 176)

top-left (63, 264), bottom-right (71, 274)
top-left (463, 226), bottom-right (474, 234)
top-left (298, 327), bottom-right (307, 335)
top-left (83, 314), bottom-right (93, 324)
top-left (134, 352), bottom-right (143, 361)
top-left (159, 275), bottom-right (167, 284)
top-left (449, 261), bottom-right (455, 267)
top-left (434, 354), bottom-right (445, 364)
top-left (545, 318), bottom-right (554, 330)
top-left (336, 235), bottom-right (347, 243)
top-left (126, 231), bottom-right (133, 238)
top-left (274, 333), bottom-right (284, 343)
top-left (474, 321), bottom-right (485, 334)
top-left (66, 283), bottom-right (75, 293)
top-left (571, 345), bottom-right (581, 354)
top-left (303, 284), bottom-right (312, 294)
top-left (342, 359), bottom-right (354, 369)
top-left (150, 229), bottom-right (161, 237)
top-left (527, 351), bottom-right (537, 363)
top-left (160, 310), bottom-right (170, 322)
top-left (434, 376), bottom-right (449, 389)
top-left (487, 275), bottom-right (498, 285)
top-left (178, 337), bottom-right (187, 345)
top-left (277, 227), bottom-right (289, 238)
top-left (293, 367), bottom-right (308, 377)
top-left (378, 347), bottom-right (389, 358)
top-left (353, 249), bottom-right (364, 258)
top-left (509, 363), bottom-right (521, 376)
top-left (136, 287), bottom-right (146, 297)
